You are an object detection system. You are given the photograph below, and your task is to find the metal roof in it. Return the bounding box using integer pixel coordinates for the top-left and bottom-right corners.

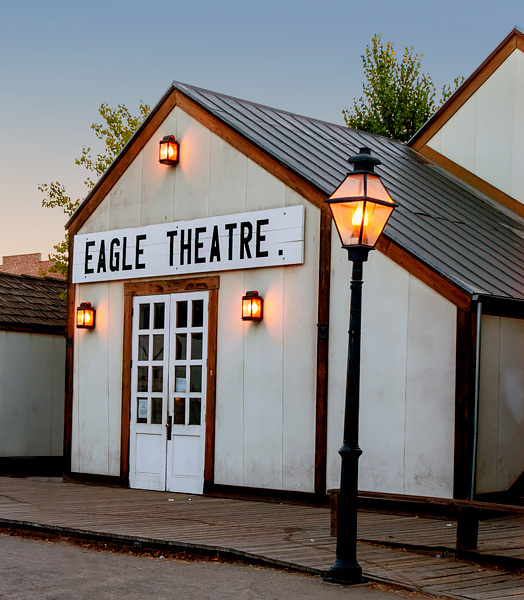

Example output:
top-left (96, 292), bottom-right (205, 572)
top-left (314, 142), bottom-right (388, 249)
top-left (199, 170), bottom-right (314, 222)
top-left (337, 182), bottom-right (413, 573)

top-left (175, 82), bottom-right (524, 301)
top-left (0, 273), bottom-right (67, 332)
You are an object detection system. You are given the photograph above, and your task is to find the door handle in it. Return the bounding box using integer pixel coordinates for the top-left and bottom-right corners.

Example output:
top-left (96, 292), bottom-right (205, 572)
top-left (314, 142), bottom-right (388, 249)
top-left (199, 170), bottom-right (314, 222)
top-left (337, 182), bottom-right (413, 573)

top-left (166, 415), bottom-right (172, 440)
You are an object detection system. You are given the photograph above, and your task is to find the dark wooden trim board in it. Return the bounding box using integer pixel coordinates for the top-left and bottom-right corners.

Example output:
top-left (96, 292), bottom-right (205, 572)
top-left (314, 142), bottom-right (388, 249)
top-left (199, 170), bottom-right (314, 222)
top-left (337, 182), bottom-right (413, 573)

top-left (121, 275), bottom-right (220, 484)
top-left (63, 235), bottom-right (75, 476)
top-left (0, 324), bottom-right (65, 335)
top-left (410, 28), bottom-right (524, 151)
top-left (0, 456), bottom-right (64, 477)
top-left (204, 482), bottom-right (329, 507)
top-left (480, 295), bottom-right (524, 319)
top-left (67, 88), bottom-right (329, 237)
top-left (65, 472), bottom-right (129, 488)
top-left (418, 146), bottom-right (524, 218)
top-left (454, 308), bottom-right (477, 500)
top-left (376, 236), bottom-right (471, 311)
top-left (314, 211), bottom-right (331, 494)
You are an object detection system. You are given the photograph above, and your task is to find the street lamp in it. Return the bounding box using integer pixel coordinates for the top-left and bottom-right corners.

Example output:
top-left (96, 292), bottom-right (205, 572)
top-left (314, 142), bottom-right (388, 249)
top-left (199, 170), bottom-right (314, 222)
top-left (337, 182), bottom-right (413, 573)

top-left (325, 147), bottom-right (397, 584)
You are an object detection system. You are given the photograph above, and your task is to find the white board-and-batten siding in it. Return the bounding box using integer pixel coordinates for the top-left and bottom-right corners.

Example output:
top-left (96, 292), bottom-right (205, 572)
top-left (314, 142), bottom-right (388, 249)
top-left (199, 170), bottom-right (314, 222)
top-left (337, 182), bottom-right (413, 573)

top-left (0, 331), bottom-right (65, 457)
top-left (426, 48), bottom-right (524, 205)
top-left (72, 106), bottom-right (320, 491)
top-left (327, 232), bottom-right (457, 499)
top-left (477, 315), bottom-right (524, 494)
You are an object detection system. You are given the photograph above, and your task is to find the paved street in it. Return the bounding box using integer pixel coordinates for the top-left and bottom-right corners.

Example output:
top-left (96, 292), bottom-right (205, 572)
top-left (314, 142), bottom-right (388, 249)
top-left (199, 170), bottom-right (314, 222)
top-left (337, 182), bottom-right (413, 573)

top-left (0, 533), bottom-right (438, 600)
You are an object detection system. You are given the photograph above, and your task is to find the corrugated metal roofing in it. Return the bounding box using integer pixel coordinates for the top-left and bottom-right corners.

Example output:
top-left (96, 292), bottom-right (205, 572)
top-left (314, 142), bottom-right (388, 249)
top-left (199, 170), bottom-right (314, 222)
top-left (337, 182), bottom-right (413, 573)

top-left (0, 273), bottom-right (67, 331)
top-left (175, 82), bottom-right (524, 301)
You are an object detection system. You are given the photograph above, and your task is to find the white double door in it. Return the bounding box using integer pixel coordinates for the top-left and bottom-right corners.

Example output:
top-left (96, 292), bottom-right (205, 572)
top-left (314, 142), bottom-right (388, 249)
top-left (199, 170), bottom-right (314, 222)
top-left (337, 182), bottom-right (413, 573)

top-left (129, 291), bottom-right (208, 494)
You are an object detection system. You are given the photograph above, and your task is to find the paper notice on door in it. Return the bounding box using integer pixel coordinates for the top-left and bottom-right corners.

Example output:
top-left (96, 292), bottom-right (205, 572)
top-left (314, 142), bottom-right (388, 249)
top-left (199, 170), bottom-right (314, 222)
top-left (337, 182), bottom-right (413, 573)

top-left (138, 398), bottom-right (148, 420)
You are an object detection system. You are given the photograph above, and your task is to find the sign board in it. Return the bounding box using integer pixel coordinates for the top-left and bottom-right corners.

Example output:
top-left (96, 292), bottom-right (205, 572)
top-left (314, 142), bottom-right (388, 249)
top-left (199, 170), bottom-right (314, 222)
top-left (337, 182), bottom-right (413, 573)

top-left (72, 206), bottom-right (305, 284)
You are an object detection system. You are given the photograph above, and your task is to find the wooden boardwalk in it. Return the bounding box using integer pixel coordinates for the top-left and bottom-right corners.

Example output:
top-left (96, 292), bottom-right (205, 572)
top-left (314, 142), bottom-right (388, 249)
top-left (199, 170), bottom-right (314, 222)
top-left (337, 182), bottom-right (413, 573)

top-left (1, 477), bottom-right (523, 599)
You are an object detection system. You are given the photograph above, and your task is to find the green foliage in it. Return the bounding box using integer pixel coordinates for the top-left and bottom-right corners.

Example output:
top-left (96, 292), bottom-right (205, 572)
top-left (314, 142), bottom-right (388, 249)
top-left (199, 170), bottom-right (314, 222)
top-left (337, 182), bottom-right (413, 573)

top-left (39, 102), bottom-right (150, 277)
top-left (343, 34), bottom-right (463, 142)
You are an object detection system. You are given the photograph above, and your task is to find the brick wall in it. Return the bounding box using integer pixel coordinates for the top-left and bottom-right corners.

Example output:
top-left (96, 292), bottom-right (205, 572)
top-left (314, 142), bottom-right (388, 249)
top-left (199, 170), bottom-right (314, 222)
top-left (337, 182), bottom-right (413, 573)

top-left (0, 254), bottom-right (66, 280)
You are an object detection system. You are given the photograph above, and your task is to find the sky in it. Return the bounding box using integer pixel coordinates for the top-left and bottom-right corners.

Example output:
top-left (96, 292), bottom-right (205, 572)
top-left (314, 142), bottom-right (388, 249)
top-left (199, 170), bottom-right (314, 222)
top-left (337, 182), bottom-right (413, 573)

top-left (1, 0), bottom-right (523, 261)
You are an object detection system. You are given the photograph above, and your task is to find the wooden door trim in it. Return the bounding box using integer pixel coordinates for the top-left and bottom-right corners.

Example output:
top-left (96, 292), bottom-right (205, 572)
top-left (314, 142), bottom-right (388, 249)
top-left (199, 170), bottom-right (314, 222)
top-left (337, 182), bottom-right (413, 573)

top-left (120, 275), bottom-right (219, 483)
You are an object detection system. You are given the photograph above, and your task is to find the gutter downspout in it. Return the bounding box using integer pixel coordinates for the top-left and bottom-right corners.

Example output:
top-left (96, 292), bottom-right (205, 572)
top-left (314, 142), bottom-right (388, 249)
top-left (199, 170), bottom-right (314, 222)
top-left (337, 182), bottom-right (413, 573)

top-left (470, 297), bottom-right (482, 500)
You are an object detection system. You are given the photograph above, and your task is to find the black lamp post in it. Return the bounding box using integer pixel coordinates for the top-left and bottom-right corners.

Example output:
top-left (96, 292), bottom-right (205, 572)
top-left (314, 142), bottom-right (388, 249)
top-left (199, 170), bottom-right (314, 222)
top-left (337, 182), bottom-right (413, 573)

top-left (324, 147), bottom-right (397, 585)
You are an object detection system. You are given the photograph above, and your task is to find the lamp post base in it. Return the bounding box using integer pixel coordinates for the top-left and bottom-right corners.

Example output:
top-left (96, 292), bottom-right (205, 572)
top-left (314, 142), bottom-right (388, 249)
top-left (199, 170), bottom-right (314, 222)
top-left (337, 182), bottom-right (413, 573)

top-left (324, 559), bottom-right (363, 585)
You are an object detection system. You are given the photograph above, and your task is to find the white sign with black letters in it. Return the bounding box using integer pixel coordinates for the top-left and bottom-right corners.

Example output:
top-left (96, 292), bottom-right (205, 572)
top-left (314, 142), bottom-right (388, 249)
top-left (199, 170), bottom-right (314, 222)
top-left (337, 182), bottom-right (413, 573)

top-left (72, 206), bottom-right (305, 283)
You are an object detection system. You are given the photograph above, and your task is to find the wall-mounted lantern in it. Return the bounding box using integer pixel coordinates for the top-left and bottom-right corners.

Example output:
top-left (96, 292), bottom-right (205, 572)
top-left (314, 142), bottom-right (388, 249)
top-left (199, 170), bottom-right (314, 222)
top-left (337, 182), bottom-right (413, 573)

top-left (242, 291), bottom-right (263, 321)
top-left (159, 135), bottom-right (180, 165)
top-left (76, 302), bottom-right (96, 329)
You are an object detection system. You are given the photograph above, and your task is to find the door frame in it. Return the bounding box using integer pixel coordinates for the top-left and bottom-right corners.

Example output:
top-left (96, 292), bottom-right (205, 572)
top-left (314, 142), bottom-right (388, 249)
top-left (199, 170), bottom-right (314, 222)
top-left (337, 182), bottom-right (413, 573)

top-left (121, 276), bottom-right (219, 487)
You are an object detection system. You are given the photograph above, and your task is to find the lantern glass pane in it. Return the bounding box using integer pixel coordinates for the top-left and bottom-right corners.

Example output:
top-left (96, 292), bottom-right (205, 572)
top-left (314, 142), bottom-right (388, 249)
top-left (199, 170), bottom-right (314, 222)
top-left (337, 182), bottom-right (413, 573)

top-left (330, 201), bottom-right (365, 246)
top-left (366, 175), bottom-right (394, 203)
top-left (77, 310), bottom-right (85, 327)
top-left (360, 202), bottom-right (395, 247)
top-left (329, 173), bottom-right (365, 200)
top-left (242, 298), bottom-right (252, 319)
top-left (159, 142), bottom-right (167, 162)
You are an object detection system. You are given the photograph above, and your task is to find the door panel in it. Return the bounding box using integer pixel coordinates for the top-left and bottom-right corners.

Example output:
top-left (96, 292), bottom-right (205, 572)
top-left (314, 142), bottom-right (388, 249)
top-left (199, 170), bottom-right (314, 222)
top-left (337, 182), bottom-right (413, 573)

top-left (129, 291), bottom-right (208, 494)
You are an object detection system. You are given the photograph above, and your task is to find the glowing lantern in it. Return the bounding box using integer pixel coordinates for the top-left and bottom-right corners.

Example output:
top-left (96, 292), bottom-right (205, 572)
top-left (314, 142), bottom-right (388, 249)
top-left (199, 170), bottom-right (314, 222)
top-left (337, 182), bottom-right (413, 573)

top-left (326, 147), bottom-right (397, 260)
top-left (76, 302), bottom-right (96, 329)
top-left (159, 135), bottom-right (180, 165)
top-left (242, 291), bottom-right (263, 321)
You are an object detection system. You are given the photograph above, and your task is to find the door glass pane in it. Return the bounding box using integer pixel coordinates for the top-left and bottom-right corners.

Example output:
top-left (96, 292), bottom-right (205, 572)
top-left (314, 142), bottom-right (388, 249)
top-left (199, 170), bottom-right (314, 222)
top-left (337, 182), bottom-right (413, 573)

top-left (175, 366), bottom-right (187, 393)
top-left (191, 333), bottom-right (202, 360)
top-left (176, 334), bottom-right (187, 360)
top-left (151, 398), bottom-right (163, 424)
top-left (176, 301), bottom-right (188, 328)
top-left (152, 335), bottom-right (164, 360)
top-left (154, 303), bottom-right (165, 329)
top-left (139, 304), bottom-right (150, 330)
top-left (189, 398), bottom-right (201, 425)
top-left (190, 366), bottom-right (202, 392)
top-left (152, 366), bottom-right (163, 392)
top-left (192, 299), bottom-right (204, 327)
top-left (137, 366), bottom-right (148, 392)
top-left (137, 398), bottom-right (148, 423)
top-left (174, 397), bottom-right (185, 424)
top-left (138, 335), bottom-right (149, 361)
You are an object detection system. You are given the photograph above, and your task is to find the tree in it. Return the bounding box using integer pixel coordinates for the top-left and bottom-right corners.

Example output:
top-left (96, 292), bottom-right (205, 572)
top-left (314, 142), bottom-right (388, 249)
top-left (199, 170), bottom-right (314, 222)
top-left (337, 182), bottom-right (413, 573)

top-left (343, 34), bottom-right (463, 142)
top-left (39, 102), bottom-right (150, 277)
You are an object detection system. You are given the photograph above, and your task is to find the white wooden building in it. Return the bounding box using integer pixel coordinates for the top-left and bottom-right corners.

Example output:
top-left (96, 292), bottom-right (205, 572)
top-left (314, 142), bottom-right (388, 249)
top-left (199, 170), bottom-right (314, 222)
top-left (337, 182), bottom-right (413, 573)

top-left (0, 273), bottom-right (66, 475)
top-left (65, 29), bottom-right (524, 504)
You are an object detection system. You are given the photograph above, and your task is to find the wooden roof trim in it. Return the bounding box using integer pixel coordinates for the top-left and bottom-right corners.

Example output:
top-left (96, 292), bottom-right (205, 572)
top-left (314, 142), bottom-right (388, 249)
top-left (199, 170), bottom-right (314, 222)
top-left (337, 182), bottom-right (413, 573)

top-left (174, 90), bottom-right (330, 215)
top-left (65, 83), bottom-right (474, 307)
top-left (376, 236), bottom-right (471, 311)
top-left (419, 146), bottom-right (524, 218)
top-left (68, 86), bottom-right (331, 236)
top-left (410, 28), bottom-right (524, 151)
top-left (67, 88), bottom-right (179, 235)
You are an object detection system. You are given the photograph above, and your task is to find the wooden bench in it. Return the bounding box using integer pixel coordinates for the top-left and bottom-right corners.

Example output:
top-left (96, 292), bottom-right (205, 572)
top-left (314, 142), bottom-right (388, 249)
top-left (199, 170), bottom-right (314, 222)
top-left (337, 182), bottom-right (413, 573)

top-left (329, 489), bottom-right (524, 551)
